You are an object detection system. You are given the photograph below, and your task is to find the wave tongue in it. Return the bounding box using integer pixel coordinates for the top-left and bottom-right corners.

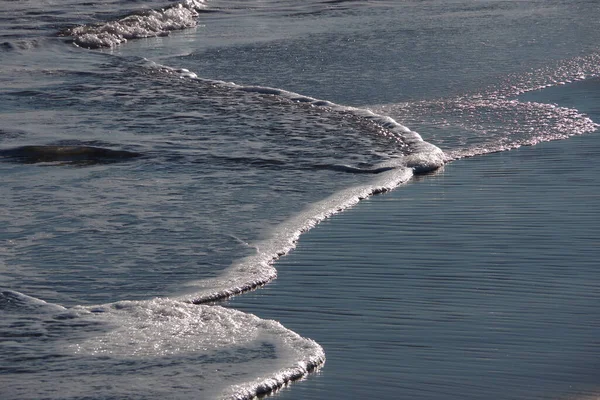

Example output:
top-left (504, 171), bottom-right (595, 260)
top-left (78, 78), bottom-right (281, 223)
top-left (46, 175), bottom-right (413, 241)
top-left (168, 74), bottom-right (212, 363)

top-left (73, 298), bottom-right (324, 400)
top-left (66, 0), bottom-right (207, 49)
top-left (154, 62), bottom-right (447, 173)
top-left (1, 293), bottom-right (324, 400)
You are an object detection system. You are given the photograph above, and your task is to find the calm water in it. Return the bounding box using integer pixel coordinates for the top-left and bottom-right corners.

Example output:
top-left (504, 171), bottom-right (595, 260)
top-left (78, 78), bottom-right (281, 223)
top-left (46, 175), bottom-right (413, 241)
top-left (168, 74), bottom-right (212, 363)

top-left (230, 127), bottom-right (600, 400)
top-left (1, 1), bottom-right (599, 399)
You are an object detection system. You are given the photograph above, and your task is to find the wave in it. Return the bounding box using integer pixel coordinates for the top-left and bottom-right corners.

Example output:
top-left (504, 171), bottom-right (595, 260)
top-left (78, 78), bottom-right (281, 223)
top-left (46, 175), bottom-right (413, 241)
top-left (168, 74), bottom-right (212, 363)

top-left (175, 165), bottom-right (415, 304)
top-left (0, 289), bottom-right (66, 313)
top-left (377, 96), bottom-right (599, 161)
top-left (0, 39), bottom-right (41, 52)
top-left (0, 289), bottom-right (325, 400)
top-left (1, 58), bottom-right (441, 399)
top-left (6, 1), bottom-right (599, 399)
top-left (64, 0), bottom-right (208, 49)
top-left (76, 299), bottom-right (325, 400)
top-left (371, 53), bottom-right (600, 161)
top-left (132, 60), bottom-right (445, 304)
top-left (150, 61), bottom-right (447, 172)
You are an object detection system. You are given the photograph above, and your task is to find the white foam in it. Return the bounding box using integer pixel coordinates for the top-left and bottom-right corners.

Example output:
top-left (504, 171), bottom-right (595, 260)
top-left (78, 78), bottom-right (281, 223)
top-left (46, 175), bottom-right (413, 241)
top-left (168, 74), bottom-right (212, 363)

top-left (500, 53), bottom-right (600, 98)
top-left (1, 293), bottom-right (324, 399)
top-left (68, 0), bottom-right (207, 49)
top-left (69, 298), bottom-right (324, 399)
top-left (0, 289), bottom-right (66, 313)
top-left (177, 165), bottom-right (415, 304)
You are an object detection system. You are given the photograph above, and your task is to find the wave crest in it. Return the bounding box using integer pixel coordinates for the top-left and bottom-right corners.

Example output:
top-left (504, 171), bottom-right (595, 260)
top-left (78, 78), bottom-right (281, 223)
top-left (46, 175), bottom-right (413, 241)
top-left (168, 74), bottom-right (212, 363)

top-left (65, 0), bottom-right (207, 48)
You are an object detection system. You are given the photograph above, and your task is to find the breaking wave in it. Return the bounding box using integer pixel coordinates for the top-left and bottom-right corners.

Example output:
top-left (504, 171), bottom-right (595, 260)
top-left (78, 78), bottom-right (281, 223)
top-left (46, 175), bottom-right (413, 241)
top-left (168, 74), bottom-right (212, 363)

top-left (64, 0), bottom-right (208, 48)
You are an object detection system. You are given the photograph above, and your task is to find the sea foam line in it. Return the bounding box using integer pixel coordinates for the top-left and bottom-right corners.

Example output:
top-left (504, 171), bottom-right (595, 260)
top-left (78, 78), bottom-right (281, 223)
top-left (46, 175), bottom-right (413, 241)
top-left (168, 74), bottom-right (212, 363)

top-left (142, 61), bottom-right (445, 305)
top-left (72, 298), bottom-right (326, 400)
top-left (178, 166), bottom-right (414, 305)
top-left (153, 62), bottom-right (448, 172)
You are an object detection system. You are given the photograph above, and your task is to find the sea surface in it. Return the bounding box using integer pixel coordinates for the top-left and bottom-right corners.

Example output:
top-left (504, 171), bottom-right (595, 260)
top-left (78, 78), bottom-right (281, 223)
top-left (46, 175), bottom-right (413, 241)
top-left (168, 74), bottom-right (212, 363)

top-left (0, 1), bottom-right (599, 399)
top-left (230, 128), bottom-right (600, 400)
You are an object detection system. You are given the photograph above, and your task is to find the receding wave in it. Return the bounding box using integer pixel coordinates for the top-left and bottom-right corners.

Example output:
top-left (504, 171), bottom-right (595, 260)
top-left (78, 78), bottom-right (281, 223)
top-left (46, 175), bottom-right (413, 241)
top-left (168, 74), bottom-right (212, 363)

top-left (1, 59), bottom-right (443, 399)
top-left (132, 61), bottom-right (445, 304)
top-left (377, 96), bottom-right (598, 161)
top-left (314, 163), bottom-right (396, 174)
top-left (151, 61), bottom-right (447, 174)
top-left (372, 54), bottom-right (600, 160)
top-left (0, 290), bottom-right (325, 400)
top-left (176, 165), bottom-right (415, 304)
top-left (63, 0), bottom-right (208, 49)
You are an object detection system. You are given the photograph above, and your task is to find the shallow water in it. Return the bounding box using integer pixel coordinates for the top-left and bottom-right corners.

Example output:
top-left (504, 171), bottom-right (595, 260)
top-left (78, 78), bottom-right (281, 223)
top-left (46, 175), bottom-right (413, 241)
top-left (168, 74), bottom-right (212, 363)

top-left (229, 129), bottom-right (600, 400)
top-left (1, 0), bottom-right (599, 398)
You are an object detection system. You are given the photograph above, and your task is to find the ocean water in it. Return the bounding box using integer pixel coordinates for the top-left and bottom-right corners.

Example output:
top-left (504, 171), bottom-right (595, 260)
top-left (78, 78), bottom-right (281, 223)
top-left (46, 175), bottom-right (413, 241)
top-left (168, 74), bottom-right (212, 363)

top-left (229, 128), bottom-right (600, 400)
top-left (0, 1), bottom-right (598, 399)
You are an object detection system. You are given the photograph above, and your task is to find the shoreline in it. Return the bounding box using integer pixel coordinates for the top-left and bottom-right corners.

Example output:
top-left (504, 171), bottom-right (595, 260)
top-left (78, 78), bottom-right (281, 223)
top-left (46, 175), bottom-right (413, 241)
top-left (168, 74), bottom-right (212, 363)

top-left (226, 130), bottom-right (600, 400)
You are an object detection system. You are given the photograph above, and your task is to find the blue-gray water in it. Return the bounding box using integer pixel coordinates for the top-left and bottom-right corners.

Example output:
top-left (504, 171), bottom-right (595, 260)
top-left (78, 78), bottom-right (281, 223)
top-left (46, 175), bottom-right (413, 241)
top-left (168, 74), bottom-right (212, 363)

top-left (1, 1), bottom-right (599, 399)
top-left (229, 127), bottom-right (600, 400)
